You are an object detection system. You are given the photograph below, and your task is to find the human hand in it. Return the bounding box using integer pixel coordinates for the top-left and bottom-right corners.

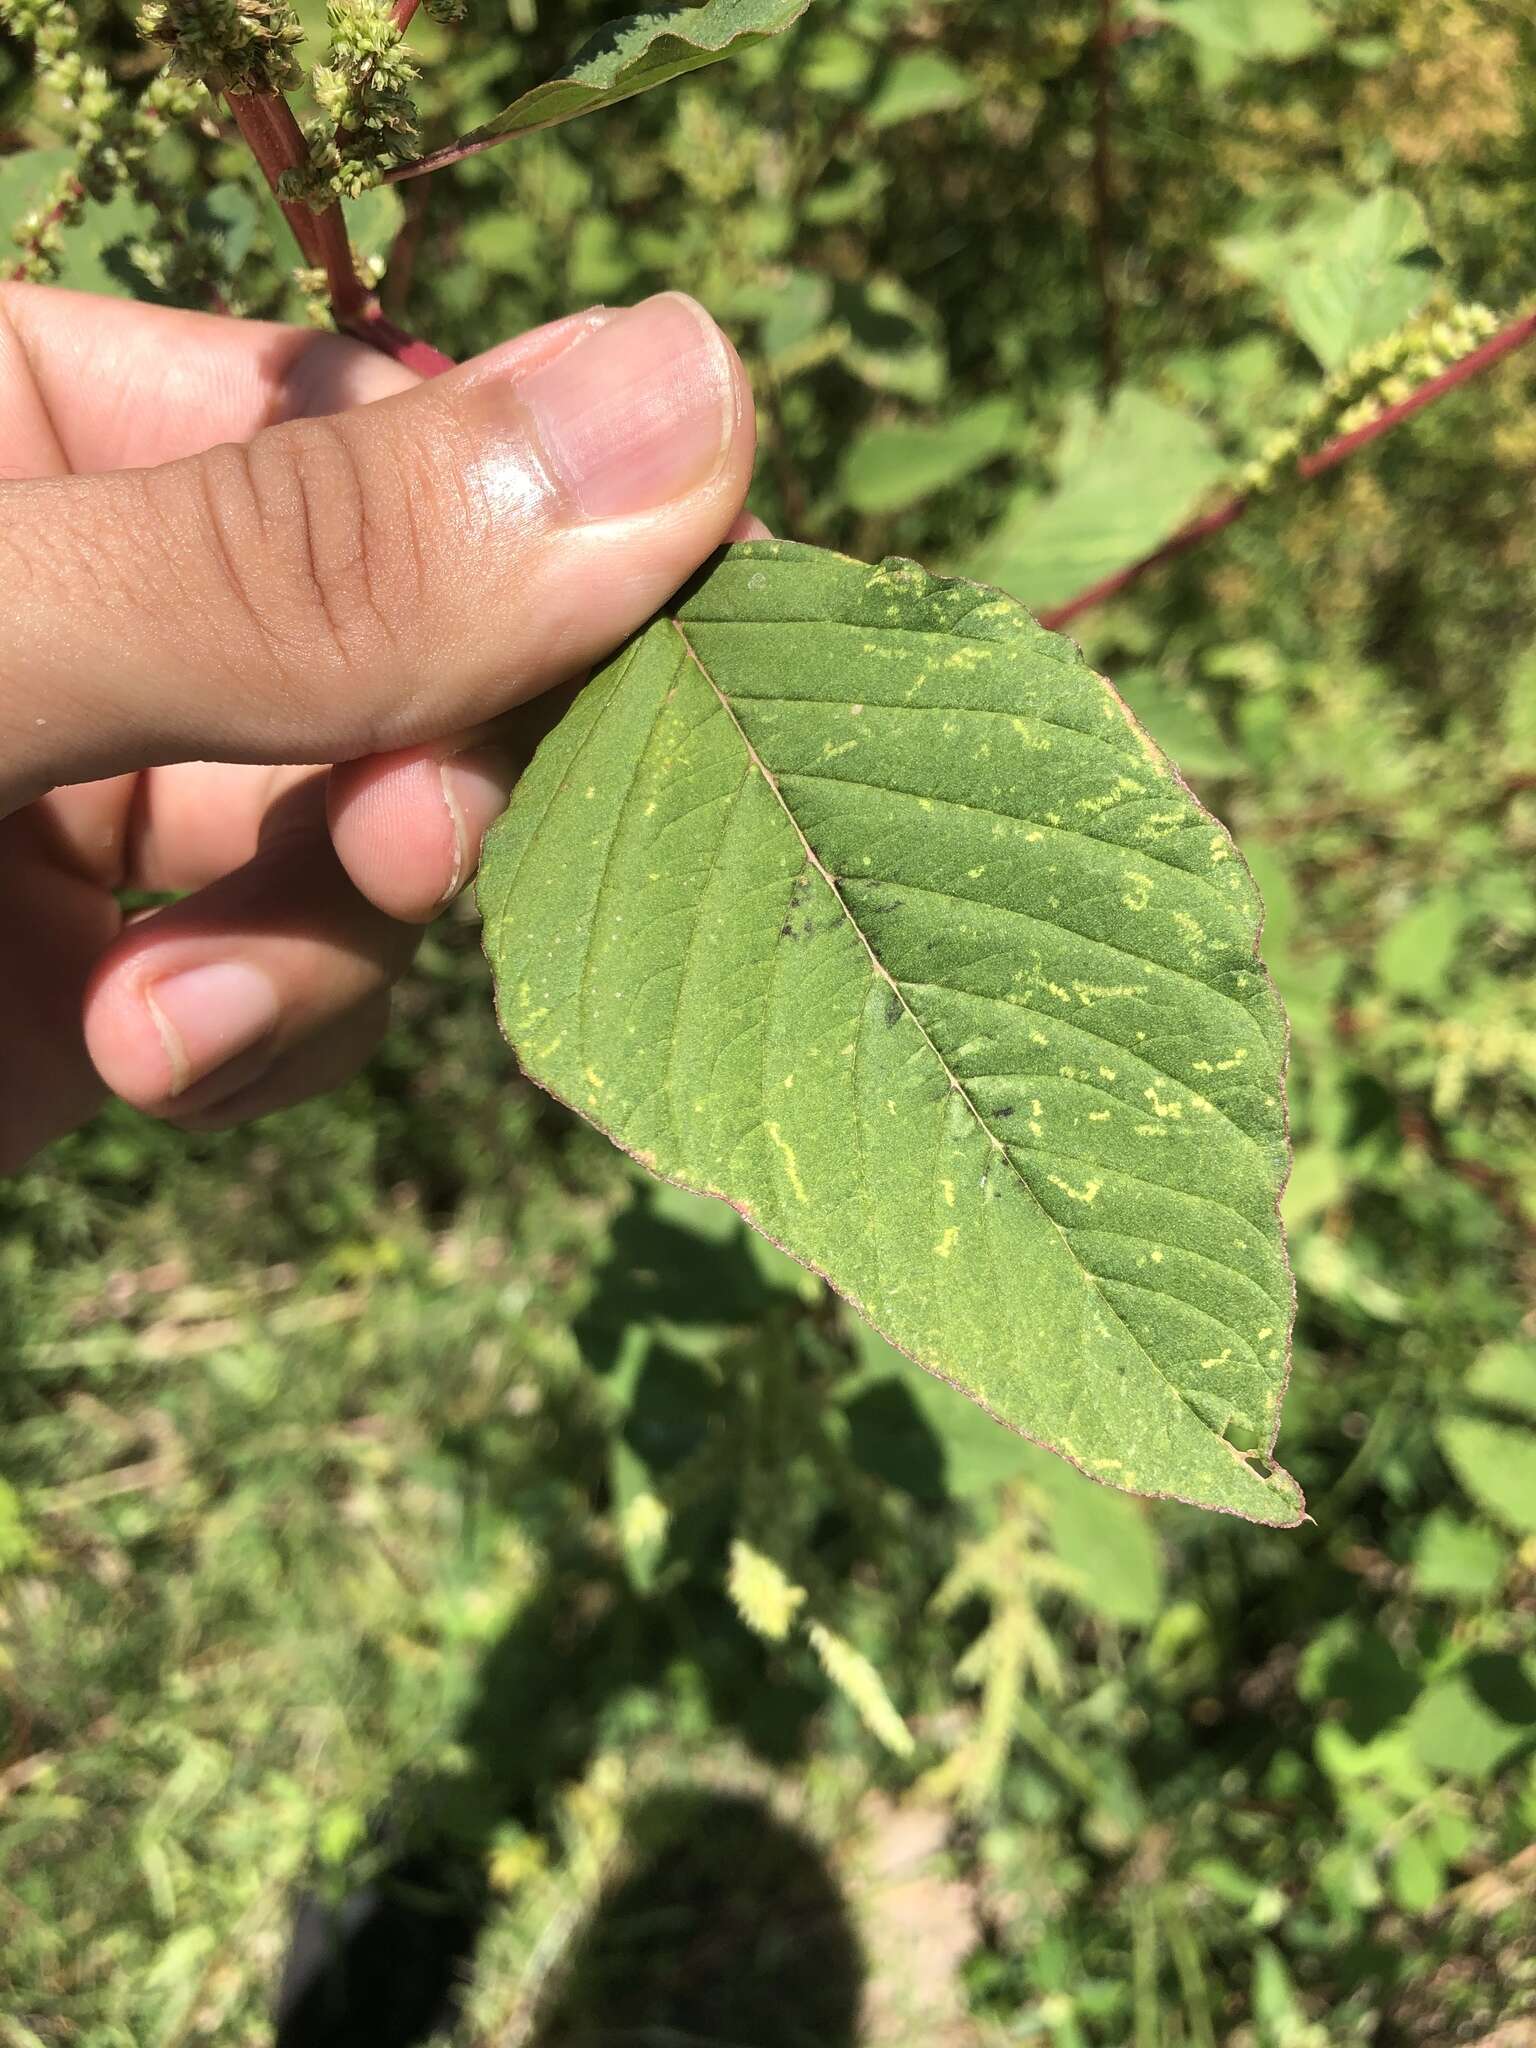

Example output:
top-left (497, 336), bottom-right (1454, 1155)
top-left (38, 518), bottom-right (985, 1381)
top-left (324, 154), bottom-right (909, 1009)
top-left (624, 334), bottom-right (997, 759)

top-left (0, 286), bottom-right (758, 1173)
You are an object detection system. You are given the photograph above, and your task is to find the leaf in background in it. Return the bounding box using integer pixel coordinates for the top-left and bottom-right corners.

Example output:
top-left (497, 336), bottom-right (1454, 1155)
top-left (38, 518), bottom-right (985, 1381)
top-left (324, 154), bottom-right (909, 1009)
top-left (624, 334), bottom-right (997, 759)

top-left (864, 50), bottom-right (975, 129)
top-left (189, 183), bottom-right (262, 277)
top-left (1413, 1511), bottom-right (1507, 1600)
top-left (1403, 1656), bottom-right (1536, 1780)
top-left (748, 266), bottom-right (836, 373)
top-left (1112, 670), bottom-right (1242, 785)
top-left (430, 0), bottom-right (811, 159)
top-left (1019, 1443), bottom-right (1167, 1625)
top-left (1375, 885), bottom-right (1465, 1000)
top-left (967, 391), bottom-right (1224, 616)
top-left (1464, 1339), bottom-right (1536, 1420)
top-left (801, 26), bottom-right (874, 97)
top-left (1436, 1415), bottom-right (1536, 1535)
top-left (840, 397), bottom-right (1019, 516)
top-left (845, 1340), bottom-right (1166, 1623)
top-left (342, 183), bottom-right (404, 271)
top-left (481, 542), bottom-right (1300, 1523)
top-left (1436, 1338), bottom-right (1536, 1536)
top-left (834, 275), bottom-right (948, 401)
top-left (0, 146), bottom-right (159, 300)
top-left (1151, 0), bottom-right (1327, 88)
top-left (0, 144), bottom-right (74, 238)
top-left (1220, 188), bottom-right (1438, 372)
top-left (842, 1321), bottom-right (1046, 1502)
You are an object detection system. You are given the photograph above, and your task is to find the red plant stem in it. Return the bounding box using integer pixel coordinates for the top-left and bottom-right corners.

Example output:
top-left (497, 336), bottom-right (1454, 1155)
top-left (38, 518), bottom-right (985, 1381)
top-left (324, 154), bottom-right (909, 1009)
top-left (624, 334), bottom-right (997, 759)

top-left (338, 304), bottom-right (454, 376)
top-left (224, 87), bottom-right (450, 372)
top-left (384, 127), bottom-right (506, 182)
top-left (226, 89), bottom-right (368, 322)
top-left (1092, 0), bottom-right (1121, 402)
top-left (392, 0), bottom-right (420, 26)
top-left (1040, 304), bottom-right (1536, 632)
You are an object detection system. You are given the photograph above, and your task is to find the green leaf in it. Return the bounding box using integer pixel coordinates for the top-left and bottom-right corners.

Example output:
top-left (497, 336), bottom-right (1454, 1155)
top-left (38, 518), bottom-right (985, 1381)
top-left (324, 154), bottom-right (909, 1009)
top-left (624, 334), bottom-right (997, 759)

top-left (341, 183), bottom-right (404, 269)
top-left (1388, 1832), bottom-right (1445, 1913)
top-left (968, 391), bottom-right (1225, 616)
top-left (1403, 1656), bottom-right (1536, 1780)
top-left (844, 1326), bottom-right (1165, 1621)
top-left (481, 542), bottom-right (1299, 1523)
top-left (1412, 1511), bottom-right (1507, 1601)
top-left (840, 398), bottom-right (1019, 517)
top-left (1112, 670), bottom-right (1241, 785)
top-left (1436, 1414), bottom-right (1536, 1535)
top-left (0, 146), bottom-right (159, 300)
top-left (864, 50), bottom-right (976, 129)
top-left (1151, 0), bottom-right (1327, 88)
top-left (1020, 1444), bottom-right (1167, 1624)
top-left (834, 275), bottom-right (948, 402)
top-left (1376, 886), bottom-right (1465, 999)
top-left (428, 0), bottom-right (811, 160)
top-left (189, 183), bottom-right (262, 277)
top-left (1220, 188), bottom-right (1437, 372)
top-left (1465, 1339), bottom-right (1536, 1421)
top-left (0, 144), bottom-right (74, 235)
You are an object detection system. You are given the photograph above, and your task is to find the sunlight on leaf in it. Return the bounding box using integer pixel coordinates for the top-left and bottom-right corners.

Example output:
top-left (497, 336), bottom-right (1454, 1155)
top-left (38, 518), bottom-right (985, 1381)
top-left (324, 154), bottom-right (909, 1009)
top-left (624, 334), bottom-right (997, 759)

top-left (481, 543), bottom-right (1299, 1522)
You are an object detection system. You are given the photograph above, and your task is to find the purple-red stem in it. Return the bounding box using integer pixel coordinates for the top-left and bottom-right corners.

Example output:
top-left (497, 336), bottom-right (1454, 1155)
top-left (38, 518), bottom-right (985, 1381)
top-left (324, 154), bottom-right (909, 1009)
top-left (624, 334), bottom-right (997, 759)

top-left (341, 305), bottom-right (454, 376)
top-left (1040, 305), bottom-right (1536, 632)
top-left (392, 0), bottom-right (420, 29)
top-left (227, 89), bottom-right (367, 320)
top-left (224, 88), bottom-right (452, 376)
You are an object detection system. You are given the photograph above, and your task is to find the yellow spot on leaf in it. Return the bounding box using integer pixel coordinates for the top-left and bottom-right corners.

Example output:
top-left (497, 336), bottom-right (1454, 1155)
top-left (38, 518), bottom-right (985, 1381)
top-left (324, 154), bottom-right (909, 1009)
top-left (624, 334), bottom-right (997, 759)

top-left (766, 1122), bottom-right (808, 1203)
top-left (934, 1226), bottom-right (959, 1258)
top-left (1048, 1173), bottom-right (1102, 1205)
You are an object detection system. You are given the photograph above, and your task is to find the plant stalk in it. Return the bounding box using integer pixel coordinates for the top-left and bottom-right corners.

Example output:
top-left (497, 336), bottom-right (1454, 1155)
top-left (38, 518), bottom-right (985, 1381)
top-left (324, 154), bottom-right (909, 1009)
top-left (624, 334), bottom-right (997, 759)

top-left (1040, 303), bottom-right (1536, 631)
top-left (226, 89), bottom-right (367, 320)
top-left (225, 89), bottom-right (452, 376)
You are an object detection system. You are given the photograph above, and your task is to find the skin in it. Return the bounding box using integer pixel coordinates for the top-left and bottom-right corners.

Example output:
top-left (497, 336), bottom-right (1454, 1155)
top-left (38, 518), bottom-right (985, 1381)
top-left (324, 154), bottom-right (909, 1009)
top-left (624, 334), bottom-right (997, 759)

top-left (0, 285), bottom-right (769, 1175)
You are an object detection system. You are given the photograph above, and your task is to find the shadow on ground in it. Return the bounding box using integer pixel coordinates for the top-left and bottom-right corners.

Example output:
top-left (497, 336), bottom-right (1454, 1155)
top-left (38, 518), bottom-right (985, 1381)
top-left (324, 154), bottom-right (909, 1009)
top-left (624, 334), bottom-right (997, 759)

top-left (273, 1779), bottom-right (862, 2048)
top-left (526, 1788), bottom-right (863, 2048)
top-left (274, 1195), bottom-right (866, 2046)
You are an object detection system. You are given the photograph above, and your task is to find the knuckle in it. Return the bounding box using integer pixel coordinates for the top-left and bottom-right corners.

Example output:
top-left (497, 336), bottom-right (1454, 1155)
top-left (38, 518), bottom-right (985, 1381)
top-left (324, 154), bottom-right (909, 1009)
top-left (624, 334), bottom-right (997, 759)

top-left (192, 416), bottom-right (423, 690)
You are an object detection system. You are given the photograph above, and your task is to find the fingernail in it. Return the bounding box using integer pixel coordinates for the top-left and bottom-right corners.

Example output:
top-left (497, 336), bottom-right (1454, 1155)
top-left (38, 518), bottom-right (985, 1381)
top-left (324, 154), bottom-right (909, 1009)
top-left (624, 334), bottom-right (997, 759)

top-left (438, 744), bottom-right (518, 908)
top-left (144, 962), bottom-right (281, 1099)
top-left (519, 292), bottom-right (740, 519)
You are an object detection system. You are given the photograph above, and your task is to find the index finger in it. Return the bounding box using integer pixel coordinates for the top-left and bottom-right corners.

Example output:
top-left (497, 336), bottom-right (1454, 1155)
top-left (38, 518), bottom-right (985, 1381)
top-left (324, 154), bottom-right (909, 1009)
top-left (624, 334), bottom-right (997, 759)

top-left (0, 283), bottom-right (421, 477)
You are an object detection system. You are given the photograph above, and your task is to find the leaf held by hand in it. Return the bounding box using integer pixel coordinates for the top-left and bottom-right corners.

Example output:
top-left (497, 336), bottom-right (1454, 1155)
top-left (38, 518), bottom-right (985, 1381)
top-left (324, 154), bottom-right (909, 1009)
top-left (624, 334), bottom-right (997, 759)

top-left (480, 543), bottom-right (1300, 1524)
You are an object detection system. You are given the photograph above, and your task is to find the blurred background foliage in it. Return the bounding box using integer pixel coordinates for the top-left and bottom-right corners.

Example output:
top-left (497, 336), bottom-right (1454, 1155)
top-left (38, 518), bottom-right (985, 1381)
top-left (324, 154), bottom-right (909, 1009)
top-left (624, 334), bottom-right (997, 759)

top-left (3, 1), bottom-right (1536, 2042)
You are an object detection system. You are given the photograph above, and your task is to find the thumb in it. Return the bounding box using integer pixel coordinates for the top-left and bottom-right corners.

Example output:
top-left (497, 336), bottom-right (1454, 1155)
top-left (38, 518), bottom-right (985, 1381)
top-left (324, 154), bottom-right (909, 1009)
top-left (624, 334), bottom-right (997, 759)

top-left (2, 293), bottom-right (753, 810)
